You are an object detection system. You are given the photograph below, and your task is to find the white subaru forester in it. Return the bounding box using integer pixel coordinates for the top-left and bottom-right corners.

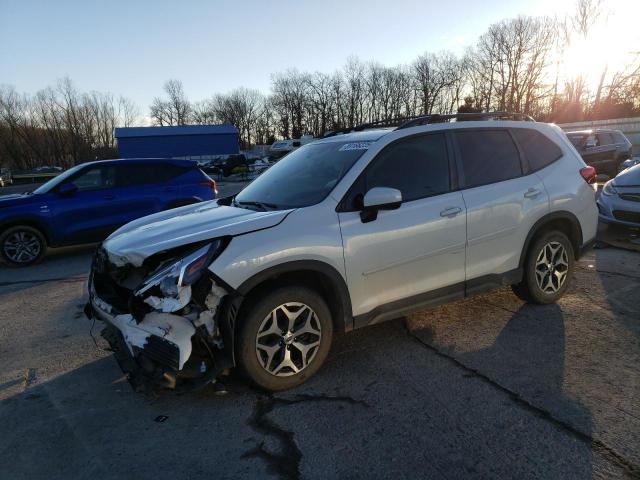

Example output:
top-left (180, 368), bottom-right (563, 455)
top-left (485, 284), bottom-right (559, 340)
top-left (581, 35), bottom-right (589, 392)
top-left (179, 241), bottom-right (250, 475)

top-left (87, 113), bottom-right (598, 392)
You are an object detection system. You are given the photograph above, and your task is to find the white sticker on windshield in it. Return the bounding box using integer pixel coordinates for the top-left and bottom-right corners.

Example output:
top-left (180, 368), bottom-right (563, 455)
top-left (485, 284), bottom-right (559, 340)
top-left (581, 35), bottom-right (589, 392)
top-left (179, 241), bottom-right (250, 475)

top-left (339, 142), bottom-right (372, 151)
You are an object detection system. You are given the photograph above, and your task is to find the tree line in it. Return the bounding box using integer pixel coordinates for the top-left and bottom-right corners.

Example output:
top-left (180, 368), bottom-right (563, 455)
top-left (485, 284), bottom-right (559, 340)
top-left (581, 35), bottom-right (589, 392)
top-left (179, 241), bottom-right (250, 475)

top-left (0, 78), bottom-right (139, 170)
top-left (150, 3), bottom-right (640, 148)
top-left (1, 0), bottom-right (638, 168)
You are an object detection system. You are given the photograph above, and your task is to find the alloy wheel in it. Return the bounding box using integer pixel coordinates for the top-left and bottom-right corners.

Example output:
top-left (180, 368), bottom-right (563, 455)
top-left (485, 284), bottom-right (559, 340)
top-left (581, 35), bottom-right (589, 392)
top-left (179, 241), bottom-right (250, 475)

top-left (3, 230), bottom-right (42, 264)
top-left (255, 302), bottom-right (322, 377)
top-left (534, 241), bottom-right (569, 293)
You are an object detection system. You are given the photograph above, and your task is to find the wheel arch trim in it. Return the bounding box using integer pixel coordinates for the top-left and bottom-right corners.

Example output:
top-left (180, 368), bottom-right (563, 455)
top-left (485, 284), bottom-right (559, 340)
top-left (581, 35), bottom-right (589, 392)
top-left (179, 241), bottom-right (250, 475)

top-left (235, 260), bottom-right (354, 332)
top-left (519, 211), bottom-right (584, 267)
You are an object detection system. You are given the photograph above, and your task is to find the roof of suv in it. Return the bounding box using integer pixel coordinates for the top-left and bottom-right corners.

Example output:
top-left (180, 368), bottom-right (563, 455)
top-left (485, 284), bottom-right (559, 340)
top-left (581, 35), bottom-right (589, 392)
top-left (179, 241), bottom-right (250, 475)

top-left (315, 112), bottom-right (546, 146)
top-left (313, 129), bottom-right (394, 144)
top-left (316, 119), bottom-right (556, 146)
top-left (81, 158), bottom-right (196, 168)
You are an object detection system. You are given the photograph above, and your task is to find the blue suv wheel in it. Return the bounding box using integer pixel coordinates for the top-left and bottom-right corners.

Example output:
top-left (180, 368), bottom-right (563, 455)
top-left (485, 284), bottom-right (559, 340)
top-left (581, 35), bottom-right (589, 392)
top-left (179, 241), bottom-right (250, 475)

top-left (0, 225), bottom-right (47, 267)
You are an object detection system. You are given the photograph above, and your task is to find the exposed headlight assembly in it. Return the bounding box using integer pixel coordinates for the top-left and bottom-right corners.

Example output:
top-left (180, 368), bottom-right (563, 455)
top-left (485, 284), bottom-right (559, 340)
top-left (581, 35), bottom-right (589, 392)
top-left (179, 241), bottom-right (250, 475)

top-left (135, 240), bottom-right (225, 310)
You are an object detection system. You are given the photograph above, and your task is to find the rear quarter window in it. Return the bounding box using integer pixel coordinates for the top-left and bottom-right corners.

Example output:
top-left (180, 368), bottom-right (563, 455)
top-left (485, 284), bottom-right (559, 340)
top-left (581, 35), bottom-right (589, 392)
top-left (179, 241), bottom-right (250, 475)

top-left (454, 129), bottom-right (522, 188)
top-left (116, 163), bottom-right (187, 187)
top-left (613, 131), bottom-right (629, 144)
top-left (512, 128), bottom-right (563, 172)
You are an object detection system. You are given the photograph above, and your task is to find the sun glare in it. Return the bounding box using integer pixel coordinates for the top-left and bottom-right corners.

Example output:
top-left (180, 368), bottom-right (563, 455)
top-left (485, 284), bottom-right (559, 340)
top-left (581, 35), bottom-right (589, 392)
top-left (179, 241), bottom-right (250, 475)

top-left (560, 0), bottom-right (640, 89)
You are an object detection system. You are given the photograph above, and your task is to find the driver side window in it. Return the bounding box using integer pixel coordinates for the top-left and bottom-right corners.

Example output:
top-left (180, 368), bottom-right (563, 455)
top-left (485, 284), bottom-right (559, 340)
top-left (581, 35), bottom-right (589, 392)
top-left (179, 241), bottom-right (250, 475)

top-left (67, 166), bottom-right (116, 192)
top-left (365, 133), bottom-right (451, 202)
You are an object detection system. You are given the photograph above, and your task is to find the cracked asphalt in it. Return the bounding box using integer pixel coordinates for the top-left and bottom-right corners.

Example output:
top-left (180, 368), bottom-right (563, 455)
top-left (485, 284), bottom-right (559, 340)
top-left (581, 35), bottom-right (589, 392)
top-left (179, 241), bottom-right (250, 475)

top-left (0, 221), bottom-right (639, 479)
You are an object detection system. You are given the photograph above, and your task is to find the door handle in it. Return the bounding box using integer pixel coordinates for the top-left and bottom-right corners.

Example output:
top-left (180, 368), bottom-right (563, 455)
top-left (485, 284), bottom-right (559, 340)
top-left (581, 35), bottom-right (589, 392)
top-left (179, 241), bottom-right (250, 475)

top-left (524, 188), bottom-right (541, 199)
top-left (103, 194), bottom-right (115, 200)
top-left (440, 206), bottom-right (462, 217)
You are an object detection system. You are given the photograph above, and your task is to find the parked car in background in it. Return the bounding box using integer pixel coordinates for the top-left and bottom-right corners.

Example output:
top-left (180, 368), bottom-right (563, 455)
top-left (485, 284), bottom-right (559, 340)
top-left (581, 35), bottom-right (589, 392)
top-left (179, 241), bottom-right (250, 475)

top-left (33, 166), bottom-right (64, 173)
top-left (0, 168), bottom-right (12, 187)
top-left (201, 154), bottom-right (249, 177)
top-left (0, 158), bottom-right (217, 266)
top-left (87, 113), bottom-right (597, 393)
top-left (566, 129), bottom-right (633, 178)
top-left (621, 157), bottom-right (640, 171)
top-left (268, 135), bottom-right (315, 161)
top-left (597, 163), bottom-right (640, 228)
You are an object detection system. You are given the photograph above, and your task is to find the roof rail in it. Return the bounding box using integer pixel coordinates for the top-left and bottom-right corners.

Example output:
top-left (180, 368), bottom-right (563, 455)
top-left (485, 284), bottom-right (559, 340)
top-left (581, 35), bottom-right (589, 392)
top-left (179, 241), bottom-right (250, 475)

top-left (397, 112), bottom-right (535, 129)
top-left (323, 115), bottom-right (423, 138)
top-left (323, 112), bottom-right (535, 138)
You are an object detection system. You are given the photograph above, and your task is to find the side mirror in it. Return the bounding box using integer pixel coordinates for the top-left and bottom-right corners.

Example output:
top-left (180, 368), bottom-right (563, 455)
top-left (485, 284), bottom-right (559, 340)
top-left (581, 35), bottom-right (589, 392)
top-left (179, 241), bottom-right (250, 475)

top-left (585, 138), bottom-right (597, 149)
top-left (360, 187), bottom-right (402, 223)
top-left (58, 183), bottom-right (78, 197)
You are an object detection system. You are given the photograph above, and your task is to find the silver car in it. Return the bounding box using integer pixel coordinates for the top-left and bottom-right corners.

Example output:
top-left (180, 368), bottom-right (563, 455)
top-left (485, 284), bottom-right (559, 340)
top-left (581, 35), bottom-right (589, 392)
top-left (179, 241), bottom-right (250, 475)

top-left (87, 114), bottom-right (598, 392)
top-left (598, 163), bottom-right (640, 228)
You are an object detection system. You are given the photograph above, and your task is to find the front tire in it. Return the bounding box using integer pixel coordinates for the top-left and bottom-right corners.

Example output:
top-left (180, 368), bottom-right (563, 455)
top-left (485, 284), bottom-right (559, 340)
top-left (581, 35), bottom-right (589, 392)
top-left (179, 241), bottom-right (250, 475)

top-left (0, 225), bottom-right (47, 267)
top-left (512, 231), bottom-right (574, 304)
top-left (237, 287), bottom-right (333, 391)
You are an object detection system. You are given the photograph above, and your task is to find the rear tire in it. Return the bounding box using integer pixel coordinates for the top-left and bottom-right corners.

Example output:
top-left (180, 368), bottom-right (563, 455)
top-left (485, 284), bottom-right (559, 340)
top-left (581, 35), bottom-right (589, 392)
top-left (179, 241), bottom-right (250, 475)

top-left (237, 286), bottom-right (333, 391)
top-left (0, 225), bottom-right (47, 267)
top-left (512, 231), bottom-right (574, 304)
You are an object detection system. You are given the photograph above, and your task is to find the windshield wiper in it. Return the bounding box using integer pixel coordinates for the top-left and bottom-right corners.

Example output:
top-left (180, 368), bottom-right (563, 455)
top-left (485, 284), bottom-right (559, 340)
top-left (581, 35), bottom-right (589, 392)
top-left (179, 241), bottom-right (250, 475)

top-left (233, 199), bottom-right (279, 211)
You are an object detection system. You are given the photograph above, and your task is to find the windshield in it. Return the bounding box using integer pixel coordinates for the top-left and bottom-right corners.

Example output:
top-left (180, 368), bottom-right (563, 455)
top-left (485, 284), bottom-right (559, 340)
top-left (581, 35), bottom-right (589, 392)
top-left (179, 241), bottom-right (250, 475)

top-left (33, 164), bottom-right (82, 194)
top-left (234, 141), bottom-right (370, 209)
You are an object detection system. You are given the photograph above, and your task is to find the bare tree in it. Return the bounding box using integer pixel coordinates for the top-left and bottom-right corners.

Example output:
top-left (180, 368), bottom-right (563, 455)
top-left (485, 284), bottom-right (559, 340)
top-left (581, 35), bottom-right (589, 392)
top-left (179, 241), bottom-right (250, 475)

top-left (0, 80), bottom-right (140, 169)
top-left (150, 79), bottom-right (192, 126)
top-left (572, 0), bottom-right (602, 37)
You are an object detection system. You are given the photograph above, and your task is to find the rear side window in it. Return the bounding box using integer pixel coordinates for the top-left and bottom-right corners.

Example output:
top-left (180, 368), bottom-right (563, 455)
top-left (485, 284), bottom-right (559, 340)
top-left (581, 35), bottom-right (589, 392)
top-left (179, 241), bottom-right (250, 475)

top-left (596, 132), bottom-right (614, 145)
top-left (365, 133), bottom-right (450, 202)
top-left (117, 163), bottom-right (187, 187)
top-left (512, 129), bottom-right (563, 172)
top-left (567, 133), bottom-right (586, 148)
top-left (613, 131), bottom-right (628, 144)
top-left (455, 130), bottom-right (522, 188)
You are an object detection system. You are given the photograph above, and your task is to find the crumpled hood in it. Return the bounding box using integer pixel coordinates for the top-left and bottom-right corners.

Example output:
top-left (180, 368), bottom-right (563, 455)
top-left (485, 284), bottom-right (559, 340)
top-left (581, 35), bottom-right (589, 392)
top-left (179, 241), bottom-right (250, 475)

top-left (104, 200), bottom-right (293, 266)
top-left (0, 192), bottom-right (38, 208)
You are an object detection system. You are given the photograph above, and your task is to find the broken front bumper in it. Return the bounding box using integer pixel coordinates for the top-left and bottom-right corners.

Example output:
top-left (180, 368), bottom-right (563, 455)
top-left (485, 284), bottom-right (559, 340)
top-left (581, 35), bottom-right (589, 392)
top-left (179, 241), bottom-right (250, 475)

top-left (86, 282), bottom-right (238, 392)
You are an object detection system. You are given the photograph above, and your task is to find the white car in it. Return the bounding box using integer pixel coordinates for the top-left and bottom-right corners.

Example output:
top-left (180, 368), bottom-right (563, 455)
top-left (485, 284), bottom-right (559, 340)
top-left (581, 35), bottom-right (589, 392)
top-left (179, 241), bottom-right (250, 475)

top-left (87, 113), bottom-right (598, 392)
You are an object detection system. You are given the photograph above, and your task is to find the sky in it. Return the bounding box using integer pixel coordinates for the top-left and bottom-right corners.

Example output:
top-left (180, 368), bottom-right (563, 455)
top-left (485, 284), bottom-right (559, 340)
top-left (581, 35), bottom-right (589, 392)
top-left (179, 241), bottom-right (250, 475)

top-left (0, 0), bottom-right (636, 112)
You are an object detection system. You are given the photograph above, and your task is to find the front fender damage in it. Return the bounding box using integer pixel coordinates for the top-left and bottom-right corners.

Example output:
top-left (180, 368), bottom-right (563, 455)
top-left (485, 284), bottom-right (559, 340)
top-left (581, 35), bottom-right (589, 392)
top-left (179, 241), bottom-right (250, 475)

top-left (88, 256), bottom-right (235, 392)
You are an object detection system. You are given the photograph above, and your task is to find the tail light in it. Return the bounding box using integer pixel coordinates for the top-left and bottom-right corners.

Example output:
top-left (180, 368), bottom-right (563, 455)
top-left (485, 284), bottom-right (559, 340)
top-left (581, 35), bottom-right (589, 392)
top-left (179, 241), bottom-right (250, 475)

top-left (580, 166), bottom-right (597, 184)
top-left (200, 178), bottom-right (218, 195)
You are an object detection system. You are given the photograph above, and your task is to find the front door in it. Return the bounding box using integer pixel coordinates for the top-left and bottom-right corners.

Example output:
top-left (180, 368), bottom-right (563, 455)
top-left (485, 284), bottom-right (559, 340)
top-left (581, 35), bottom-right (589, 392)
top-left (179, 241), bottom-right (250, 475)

top-left (49, 164), bottom-right (121, 244)
top-left (338, 133), bottom-right (466, 320)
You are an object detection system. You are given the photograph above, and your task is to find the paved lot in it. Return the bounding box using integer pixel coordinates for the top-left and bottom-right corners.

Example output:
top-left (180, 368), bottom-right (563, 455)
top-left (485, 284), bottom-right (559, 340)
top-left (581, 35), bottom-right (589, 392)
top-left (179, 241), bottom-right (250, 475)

top-left (0, 215), bottom-right (639, 478)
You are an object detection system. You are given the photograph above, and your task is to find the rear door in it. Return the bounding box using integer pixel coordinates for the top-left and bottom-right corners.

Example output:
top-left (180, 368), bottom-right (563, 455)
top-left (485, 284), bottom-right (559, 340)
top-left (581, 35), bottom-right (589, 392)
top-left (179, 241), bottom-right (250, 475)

top-left (112, 162), bottom-right (168, 224)
top-left (178, 166), bottom-right (216, 202)
top-left (453, 128), bottom-right (549, 286)
top-left (338, 132), bottom-right (467, 318)
top-left (583, 133), bottom-right (617, 175)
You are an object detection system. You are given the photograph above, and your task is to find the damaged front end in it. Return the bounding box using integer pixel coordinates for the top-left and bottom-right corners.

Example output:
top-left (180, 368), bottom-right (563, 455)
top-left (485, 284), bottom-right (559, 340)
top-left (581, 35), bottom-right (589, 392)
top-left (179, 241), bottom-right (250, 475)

top-left (85, 239), bottom-right (238, 392)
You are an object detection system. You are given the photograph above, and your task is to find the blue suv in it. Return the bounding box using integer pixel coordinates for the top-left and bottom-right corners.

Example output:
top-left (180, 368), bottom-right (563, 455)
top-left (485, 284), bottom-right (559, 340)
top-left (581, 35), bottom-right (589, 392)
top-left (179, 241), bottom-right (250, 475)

top-left (0, 158), bottom-right (217, 266)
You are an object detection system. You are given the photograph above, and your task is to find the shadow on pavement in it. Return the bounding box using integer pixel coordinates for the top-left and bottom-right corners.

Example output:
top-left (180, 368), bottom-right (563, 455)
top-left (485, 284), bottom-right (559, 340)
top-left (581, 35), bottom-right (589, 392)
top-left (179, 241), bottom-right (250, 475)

top-left (407, 298), bottom-right (634, 478)
top-left (0, 315), bottom-right (618, 480)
